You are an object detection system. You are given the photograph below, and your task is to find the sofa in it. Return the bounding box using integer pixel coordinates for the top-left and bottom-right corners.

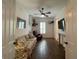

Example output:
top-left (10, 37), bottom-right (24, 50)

top-left (13, 35), bottom-right (37, 59)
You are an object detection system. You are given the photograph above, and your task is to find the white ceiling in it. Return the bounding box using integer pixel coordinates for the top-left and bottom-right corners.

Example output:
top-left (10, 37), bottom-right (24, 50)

top-left (16, 0), bottom-right (67, 8)
top-left (16, 0), bottom-right (68, 18)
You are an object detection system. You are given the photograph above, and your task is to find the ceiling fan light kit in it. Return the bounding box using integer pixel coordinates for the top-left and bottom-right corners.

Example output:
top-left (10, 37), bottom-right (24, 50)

top-left (41, 15), bottom-right (45, 17)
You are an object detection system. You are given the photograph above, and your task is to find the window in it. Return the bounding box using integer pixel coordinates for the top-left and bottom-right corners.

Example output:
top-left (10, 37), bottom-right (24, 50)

top-left (40, 22), bottom-right (46, 34)
top-left (18, 21), bottom-right (24, 29)
top-left (17, 17), bottom-right (26, 29)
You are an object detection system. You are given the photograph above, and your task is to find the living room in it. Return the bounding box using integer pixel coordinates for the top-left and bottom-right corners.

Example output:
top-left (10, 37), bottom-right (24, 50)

top-left (2, 0), bottom-right (77, 59)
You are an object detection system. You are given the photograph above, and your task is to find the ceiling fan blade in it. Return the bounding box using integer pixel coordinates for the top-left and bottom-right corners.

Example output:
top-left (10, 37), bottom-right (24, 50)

top-left (43, 13), bottom-right (48, 17)
top-left (45, 11), bottom-right (51, 14)
top-left (45, 15), bottom-right (48, 17)
top-left (39, 10), bottom-right (42, 13)
top-left (39, 10), bottom-right (43, 14)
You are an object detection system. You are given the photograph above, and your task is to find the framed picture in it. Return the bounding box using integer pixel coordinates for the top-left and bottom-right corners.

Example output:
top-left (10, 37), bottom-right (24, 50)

top-left (17, 17), bottom-right (26, 29)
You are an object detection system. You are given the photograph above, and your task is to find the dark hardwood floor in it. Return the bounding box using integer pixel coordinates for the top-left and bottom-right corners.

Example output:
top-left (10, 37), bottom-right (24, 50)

top-left (30, 39), bottom-right (65, 59)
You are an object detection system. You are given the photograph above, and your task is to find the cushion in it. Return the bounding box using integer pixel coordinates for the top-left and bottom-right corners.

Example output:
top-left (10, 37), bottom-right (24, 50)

top-left (25, 35), bottom-right (30, 41)
top-left (28, 33), bottom-right (35, 38)
top-left (18, 36), bottom-right (26, 43)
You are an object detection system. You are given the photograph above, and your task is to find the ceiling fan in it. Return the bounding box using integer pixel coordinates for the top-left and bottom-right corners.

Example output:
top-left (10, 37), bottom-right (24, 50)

top-left (39, 8), bottom-right (51, 17)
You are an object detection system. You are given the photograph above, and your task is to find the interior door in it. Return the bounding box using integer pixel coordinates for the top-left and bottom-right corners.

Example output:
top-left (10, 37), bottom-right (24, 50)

top-left (65, 0), bottom-right (77, 59)
top-left (2, 0), bottom-right (16, 59)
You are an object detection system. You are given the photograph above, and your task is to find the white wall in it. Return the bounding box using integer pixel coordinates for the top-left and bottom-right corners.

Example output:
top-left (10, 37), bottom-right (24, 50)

top-left (15, 1), bottom-right (31, 39)
top-left (54, 17), bottom-right (59, 41)
top-left (53, 5), bottom-right (66, 42)
top-left (32, 17), bottom-right (54, 38)
top-left (54, 17), bottom-right (64, 41)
